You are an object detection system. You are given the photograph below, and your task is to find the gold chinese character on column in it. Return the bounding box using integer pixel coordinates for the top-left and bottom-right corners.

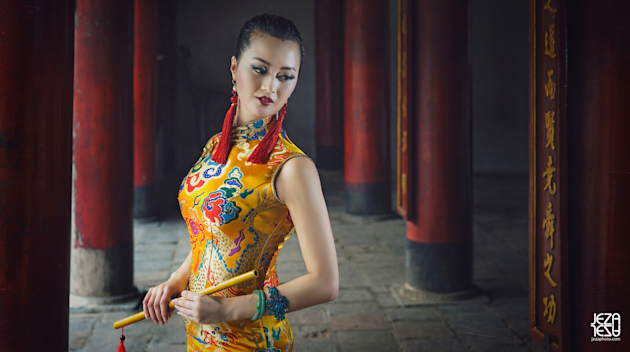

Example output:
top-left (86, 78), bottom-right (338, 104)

top-left (545, 24), bottom-right (556, 58)
top-left (544, 0), bottom-right (557, 14)
top-left (543, 294), bottom-right (557, 324)
top-left (401, 173), bottom-right (407, 194)
top-left (544, 252), bottom-right (558, 287)
top-left (545, 70), bottom-right (556, 100)
top-left (543, 201), bottom-right (555, 249)
top-left (545, 111), bottom-right (555, 150)
top-left (542, 155), bottom-right (557, 195)
top-left (402, 130), bottom-right (407, 152)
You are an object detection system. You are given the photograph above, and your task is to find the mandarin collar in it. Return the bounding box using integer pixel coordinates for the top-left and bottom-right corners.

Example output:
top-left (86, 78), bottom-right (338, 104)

top-left (231, 115), bottom-right (275, 142)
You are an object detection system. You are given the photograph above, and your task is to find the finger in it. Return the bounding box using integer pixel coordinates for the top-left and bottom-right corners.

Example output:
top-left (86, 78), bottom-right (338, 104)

top-left (176, 310), bottom-right (197, 323)
top-left (173, 301), bottom-right (194, 315)
top-left (149, 288), bottom-right (163, 324)
top-left (142, 288), bottom-right (151, 319)
top-left (147, 298), bottom-right (158, 324)
top-left (172, 298), bottom-right (193, 309)
top-left (159, 292), bottom-right (171, 325)
top-left (144, 288), bottom-right (157, 322)
top-left (180, 290), bottom-right (201, 301)
top-left (152, 288), bottom-right (165, 325)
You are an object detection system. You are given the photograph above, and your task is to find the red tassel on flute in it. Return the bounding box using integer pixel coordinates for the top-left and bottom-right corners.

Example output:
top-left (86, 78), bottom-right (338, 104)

top-left (118, 327), bottom-right (126, 352)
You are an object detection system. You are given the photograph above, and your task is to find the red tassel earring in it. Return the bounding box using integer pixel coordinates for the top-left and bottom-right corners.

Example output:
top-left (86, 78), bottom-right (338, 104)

top-left (248, 101), bottom-right (288, 164)
top-left (211, 81), bottom-right (238, 164)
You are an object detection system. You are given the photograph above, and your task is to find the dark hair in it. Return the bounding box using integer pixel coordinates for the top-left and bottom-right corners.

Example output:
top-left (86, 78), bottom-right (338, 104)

top-left (235, 14), bottom-right (305, 69)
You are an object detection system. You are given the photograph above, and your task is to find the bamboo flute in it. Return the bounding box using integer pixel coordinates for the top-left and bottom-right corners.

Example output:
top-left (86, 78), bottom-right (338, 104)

top-left (113, 269), bottom-right (259, 329)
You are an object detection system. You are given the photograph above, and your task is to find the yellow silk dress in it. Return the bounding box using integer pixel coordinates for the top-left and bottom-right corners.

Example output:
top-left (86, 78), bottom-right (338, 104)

top-left (178, 116), bottom-right (306, 351)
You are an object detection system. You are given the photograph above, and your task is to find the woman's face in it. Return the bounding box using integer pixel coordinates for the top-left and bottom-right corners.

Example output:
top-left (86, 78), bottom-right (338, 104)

top-left (231, 31), bottom-right (301, 123)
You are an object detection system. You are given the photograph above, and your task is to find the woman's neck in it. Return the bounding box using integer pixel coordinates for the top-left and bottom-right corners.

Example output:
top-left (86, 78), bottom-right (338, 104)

top-left (233, 105), bottom-right (267, 126)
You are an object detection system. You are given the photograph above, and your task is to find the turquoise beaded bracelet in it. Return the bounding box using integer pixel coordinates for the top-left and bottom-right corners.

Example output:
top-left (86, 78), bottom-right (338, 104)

top-left (265, 286), bottom-right (290, 321)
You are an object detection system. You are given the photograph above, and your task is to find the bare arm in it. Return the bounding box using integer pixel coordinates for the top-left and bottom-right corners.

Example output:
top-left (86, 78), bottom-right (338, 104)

top-left (174, 157), bottom-right (339, 324)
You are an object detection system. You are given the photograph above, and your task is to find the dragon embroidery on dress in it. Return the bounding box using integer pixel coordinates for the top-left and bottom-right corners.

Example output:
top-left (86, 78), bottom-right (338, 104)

top-left (201, 167), bottom-right (244, 226)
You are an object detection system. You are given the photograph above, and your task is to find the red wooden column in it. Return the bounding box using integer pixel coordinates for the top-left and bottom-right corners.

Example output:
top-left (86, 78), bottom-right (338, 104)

top-left (344, 0), bottom-right (390, 215)
top-left (134, 0), bottom-right (160, 220)
top-left (72, 0), bottom-right (137, 301)
top-left (566, 0), bottom-right (630, 350)
top-left (315, 0), bottom-right (345, 170)
top-left (0, 1), bottom-right (75, 349)
top-left (401, 0), bottom-right (475, 296)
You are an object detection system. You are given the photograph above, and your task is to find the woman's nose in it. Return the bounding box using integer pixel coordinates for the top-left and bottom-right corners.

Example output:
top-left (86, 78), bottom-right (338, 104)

top-left (261, 75), bottom-right (277, 94)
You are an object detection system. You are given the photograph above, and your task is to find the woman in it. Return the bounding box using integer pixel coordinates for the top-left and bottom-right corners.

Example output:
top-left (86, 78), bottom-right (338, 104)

top-left (142, 14), bottom-right (339, 351)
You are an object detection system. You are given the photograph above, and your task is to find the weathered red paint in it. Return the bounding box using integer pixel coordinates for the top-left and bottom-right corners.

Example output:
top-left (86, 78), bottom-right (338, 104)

top-left (0, 1), bottom-right (74, 349)
top-left (406, 0), bottom-right (471, 244)
top-left (566, 1), bottom-right (630, 350)
top-left (134, 0), bottom-right (160, 187)
top-left (315, 0), bottom-right (344, 148)
top-left (344, 0), bottom-right (390, 185)
top-left (74, 0), bottom-right (135, 250)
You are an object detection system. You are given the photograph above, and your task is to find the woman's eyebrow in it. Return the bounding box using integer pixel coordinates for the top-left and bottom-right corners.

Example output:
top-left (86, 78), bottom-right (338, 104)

top-left (253, 57), bottom-right (295, 71)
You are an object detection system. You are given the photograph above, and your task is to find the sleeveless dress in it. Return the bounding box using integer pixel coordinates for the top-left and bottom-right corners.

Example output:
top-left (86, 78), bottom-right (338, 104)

top-left (178, 115), bottom-right (307, 351)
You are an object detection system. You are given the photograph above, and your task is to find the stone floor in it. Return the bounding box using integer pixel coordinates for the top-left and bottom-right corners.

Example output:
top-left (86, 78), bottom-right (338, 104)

top-left (69, 172), bottom-right (545, 352)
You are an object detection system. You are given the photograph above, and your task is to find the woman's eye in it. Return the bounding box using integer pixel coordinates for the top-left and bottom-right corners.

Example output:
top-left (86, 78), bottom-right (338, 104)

top-left (252, 66), bottom-right (267, 74)
top-left (278, 75), bottom-right (295, 82)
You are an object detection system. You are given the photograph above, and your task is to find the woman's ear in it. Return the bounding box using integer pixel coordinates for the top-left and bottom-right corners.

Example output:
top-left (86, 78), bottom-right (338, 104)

top-left (230, 56), bottom-right (237, 80)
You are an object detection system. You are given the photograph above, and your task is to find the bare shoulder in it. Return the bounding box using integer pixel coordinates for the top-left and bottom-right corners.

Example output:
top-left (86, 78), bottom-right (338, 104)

top-left (275, 156), bottom-right (321, 203)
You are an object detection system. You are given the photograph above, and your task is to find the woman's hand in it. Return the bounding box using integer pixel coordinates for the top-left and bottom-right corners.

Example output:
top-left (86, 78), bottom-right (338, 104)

top-left (172, 291), bottom-right (230, 325)
top-left (142, 280), bottom-right (182, 325)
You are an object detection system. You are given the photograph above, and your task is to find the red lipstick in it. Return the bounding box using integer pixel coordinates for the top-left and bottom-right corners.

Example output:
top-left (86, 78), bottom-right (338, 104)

top-left (257, 96), bottom-right (274, 106)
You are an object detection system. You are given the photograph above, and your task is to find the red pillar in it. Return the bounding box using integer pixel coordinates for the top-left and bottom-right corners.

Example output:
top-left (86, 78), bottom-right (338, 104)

top-left (315, 0), bottom-right (345, 170)
top-left (344, 0), bottom-right (390, 215)
top-left (567, 1), bottom-right (630, 350)
top-left (0, 1), bottom-right (75, 349)
top-left (71, 0), bottom-right (137, 300)
top-left (134, 0), bottom-right (160, 220)
top-left (403, 0), bottom-right (474, 295)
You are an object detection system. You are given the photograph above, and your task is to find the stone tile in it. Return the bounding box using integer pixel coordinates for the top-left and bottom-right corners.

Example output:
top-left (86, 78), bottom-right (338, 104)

top-left (327, 301), bottom-right (384, 317)
top-left (350, 252), bottom-right (400, 264)
top-left (331, 314), bottom-right (390, 331)
top-left (336, 330), bottom-right (398, 351)
top-left (68, 314), bottom-right (99, 351)
top-left (469, 344), bottom-right (531, 352)
top-left (150, 319), bottom-right (188, 345)
top-left (338, 271), bottom-right (371, 289)
top-left (293, 340), bottom-right (338, 352)
top-left (371, 285), bottom-right (390, 294)
top-left (385, 307), bottom-right (442, 322)
top-left (402, 337), bottom-right (468, 352)
top-left (294, 323), bottom-right (332, 337)
top-left (134, 259), bottom-right (173, 272)
top-left (445, 311), bottom-right (508, 330)
top-left (336, 289), bottom-right (373, 303)
top-left (362, 269), bottom-right (406, 287)
top-left (289, 306), bottom-right (329, 325)
top-left (393, 321), bottom-right (455, 339)
top-left (83, 317), bottom-right (152, 352)
top-left (135, 270), bottom-right (170, 282)
top-left (438, 304), bottom-right (489, 316)
top-left (458, 327), bottom-right (523, 350)
top-left (146, 343), bottom-right (188, 352)
top-left (376, 293), bottom-right (400, 308)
